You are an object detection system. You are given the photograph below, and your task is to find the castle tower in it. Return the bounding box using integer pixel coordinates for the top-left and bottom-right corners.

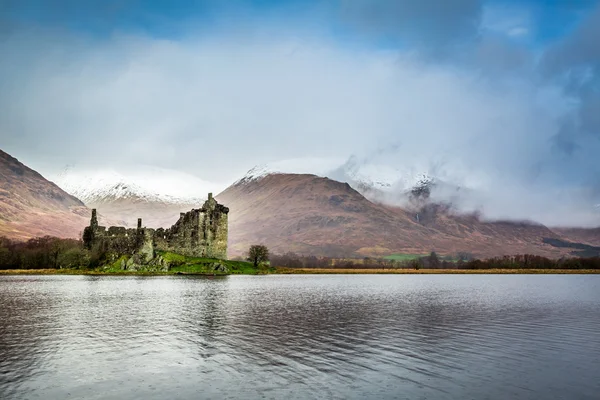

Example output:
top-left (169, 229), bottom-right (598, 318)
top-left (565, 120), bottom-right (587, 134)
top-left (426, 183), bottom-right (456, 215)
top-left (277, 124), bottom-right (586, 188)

top-left (137, 218), bottom-right (142, 229)
top-left (91, 209), bottom-right (98, 229)
top-left (83, 209), bottom-right (99, 249)
top-left (206, 193), bottom-right (216, 207)
top-left (200, 192), bottom-right (228, 259)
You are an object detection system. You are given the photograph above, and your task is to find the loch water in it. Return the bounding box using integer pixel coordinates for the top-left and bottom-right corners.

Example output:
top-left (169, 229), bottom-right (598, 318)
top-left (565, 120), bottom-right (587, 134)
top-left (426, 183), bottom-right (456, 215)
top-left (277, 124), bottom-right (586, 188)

top-left (1, 274), bottom-right (599, 399)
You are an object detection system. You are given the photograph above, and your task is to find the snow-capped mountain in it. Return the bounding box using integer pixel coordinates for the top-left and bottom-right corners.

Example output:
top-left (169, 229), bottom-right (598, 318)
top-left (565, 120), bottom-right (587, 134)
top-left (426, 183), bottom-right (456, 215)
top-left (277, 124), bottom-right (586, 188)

top-left (234, 157), bottom-right (345, 185)
top-left (51, 165), bottom-right (227, 228)
top-left (330, 155), bottom-right (435, 193)
top-left (54, 165), bottom-right (224, 206)
top-left (234, 156), bottom-right (441, 205)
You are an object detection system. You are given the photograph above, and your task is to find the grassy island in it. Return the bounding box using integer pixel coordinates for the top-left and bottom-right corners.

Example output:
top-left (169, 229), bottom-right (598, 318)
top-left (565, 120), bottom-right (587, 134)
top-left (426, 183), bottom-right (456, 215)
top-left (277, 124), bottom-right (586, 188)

top-left (59, 251), bottom-right (277, 275)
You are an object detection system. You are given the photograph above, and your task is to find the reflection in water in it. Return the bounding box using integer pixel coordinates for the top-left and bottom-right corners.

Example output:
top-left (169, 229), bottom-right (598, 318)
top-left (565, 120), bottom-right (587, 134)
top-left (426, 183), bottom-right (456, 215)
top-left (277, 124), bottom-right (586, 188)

top-left (1, 275), bottom-right (600, 399)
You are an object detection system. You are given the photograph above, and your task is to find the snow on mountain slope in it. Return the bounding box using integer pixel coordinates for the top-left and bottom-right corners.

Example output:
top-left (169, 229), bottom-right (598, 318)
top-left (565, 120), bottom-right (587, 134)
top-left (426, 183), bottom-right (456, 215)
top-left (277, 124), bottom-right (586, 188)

top-left (234, 157), bottom-right (345, 185)
top-left (53, 165), bottom-right (225, 206)
top-left (333, 155), bottom-right (435, 192)
top-left (236, 156), bottom-right (435, 193)
top-left (234, 156), bottom-right (440, 205)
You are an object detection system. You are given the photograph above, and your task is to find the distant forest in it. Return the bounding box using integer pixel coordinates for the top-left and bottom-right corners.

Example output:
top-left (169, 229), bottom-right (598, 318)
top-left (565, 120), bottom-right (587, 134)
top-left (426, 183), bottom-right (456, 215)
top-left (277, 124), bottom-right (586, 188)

top-left (0, 236), bottom-right (89, 270)
top-left (270, 252), bottom-right (600, 270)
top-left (1, 236), bottom-right (600, 270)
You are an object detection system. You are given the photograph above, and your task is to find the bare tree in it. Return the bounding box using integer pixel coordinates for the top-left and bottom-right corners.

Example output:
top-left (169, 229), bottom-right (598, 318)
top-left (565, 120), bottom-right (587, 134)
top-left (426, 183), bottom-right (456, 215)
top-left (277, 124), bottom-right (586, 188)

top-left (248, 245), bottom-right (269, 267)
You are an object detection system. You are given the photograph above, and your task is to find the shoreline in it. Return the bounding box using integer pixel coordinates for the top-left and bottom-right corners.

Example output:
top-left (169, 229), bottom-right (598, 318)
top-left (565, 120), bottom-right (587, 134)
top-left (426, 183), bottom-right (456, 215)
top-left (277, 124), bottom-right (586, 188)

top-left (1, 268), bottom-right (599, 275)
top-left (276, 268), bottom-right (600, 274)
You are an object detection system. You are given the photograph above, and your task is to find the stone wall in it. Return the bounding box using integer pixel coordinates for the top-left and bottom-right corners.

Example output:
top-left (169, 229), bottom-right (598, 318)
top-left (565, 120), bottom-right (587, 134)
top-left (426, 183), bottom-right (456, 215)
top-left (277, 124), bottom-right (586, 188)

top-left (154, 194), bottom-right (229, 259)
top-left (83, 194), bottom-right (229, 261)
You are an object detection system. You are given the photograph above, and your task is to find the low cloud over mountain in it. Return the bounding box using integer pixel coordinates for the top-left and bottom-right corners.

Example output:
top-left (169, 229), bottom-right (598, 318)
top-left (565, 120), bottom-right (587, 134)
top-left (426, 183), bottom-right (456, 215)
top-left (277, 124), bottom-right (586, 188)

top-left (2, 1), bottom-right (600, 228)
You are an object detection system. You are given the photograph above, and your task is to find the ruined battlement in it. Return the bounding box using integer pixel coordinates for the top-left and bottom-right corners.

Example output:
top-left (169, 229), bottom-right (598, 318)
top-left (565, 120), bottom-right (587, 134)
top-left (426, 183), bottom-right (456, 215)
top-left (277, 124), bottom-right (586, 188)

top-left (83, 193), bottom-right (229, 261)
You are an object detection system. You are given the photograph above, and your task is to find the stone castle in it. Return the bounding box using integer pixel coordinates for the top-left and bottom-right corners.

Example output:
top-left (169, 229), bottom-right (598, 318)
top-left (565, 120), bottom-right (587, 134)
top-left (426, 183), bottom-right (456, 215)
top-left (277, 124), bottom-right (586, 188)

top-left (83, 193), bottom-right (229, 262)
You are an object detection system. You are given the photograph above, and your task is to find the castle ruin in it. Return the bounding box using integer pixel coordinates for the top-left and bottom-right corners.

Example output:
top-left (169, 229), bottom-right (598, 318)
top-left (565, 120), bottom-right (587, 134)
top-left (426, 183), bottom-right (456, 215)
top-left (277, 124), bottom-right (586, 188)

top-left (83, 193), bottom-right (229, 261)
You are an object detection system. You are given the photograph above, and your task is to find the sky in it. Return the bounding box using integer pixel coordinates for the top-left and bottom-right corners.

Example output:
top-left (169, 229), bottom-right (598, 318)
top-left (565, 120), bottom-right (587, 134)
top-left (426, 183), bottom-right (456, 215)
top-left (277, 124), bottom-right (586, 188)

top-left (1, 0), bottom-right (599, 226)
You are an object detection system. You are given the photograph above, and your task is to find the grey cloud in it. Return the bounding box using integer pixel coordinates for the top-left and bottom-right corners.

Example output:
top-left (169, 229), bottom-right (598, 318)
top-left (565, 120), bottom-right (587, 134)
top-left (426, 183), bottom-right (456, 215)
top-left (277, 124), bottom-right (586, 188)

top-left (472, 35), bottom-right (533, 74)
top-left (339, 0), bottom-right (482, 51)
top-left (538, 4), bottom-right (600, 192)
top-left (541, 5), bottom-right (600, 77)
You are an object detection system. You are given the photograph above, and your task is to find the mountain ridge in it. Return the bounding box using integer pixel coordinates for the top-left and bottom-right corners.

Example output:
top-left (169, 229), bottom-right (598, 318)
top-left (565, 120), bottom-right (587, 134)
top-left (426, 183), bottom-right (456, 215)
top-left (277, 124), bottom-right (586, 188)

top-left (0, 150), bottom-right (96, 239)
top-left (217, 172), bottom-right (573, 258)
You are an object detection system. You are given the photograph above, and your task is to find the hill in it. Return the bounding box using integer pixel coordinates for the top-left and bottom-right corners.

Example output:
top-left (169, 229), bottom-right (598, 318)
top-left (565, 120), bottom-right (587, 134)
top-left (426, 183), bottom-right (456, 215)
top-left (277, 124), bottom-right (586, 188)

top-left (216, 173), bottom-right (570, 258)
top-left (0, 149), bottom-right (97, 239)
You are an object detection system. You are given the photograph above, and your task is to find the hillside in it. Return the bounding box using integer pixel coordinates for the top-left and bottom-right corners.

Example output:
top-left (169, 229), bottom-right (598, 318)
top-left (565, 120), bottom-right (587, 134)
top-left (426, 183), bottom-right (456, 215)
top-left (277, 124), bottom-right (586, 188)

top-left (218, 173), bottom-right (439, 257)
top-left (0, 150), bottom-right (95, 239)
top-left (552, 227), bottom-right (600, 247)
top-left (216, 173), bottom-right (570, 258)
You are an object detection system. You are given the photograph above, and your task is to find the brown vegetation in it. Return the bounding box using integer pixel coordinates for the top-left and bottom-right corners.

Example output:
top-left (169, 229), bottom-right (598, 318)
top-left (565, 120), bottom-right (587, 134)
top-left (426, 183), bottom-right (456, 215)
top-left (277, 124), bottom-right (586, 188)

top-left (270, 252), bottom-right (600, 271)
top-left (275, 268), bottom-right (600, 274)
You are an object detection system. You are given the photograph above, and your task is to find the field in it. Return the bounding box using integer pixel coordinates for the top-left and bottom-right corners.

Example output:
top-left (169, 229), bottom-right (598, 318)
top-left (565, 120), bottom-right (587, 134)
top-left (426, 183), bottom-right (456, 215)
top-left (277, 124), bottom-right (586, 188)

top-left (276, 268), bottom-right (600, 274)
top-left (382, 253), bottom-right (427, 261)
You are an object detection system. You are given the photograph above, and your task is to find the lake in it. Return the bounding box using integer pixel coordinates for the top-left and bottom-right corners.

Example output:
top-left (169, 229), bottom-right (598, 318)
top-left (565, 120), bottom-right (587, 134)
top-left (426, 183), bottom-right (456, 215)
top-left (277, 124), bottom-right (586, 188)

top-left (1, 275), bottom-right (599, 399)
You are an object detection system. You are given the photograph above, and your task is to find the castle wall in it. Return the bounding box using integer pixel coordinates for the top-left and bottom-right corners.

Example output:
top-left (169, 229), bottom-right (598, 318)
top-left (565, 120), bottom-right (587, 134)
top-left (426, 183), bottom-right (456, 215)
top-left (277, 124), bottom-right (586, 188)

top-left (204, 205), bottom-right (228, 259)
top-left (153, 194), bottom-right (229, 259)
top-left (84, 223), bottom-right (154, 257)
top-left (83, 194), bottom-right (229, 261)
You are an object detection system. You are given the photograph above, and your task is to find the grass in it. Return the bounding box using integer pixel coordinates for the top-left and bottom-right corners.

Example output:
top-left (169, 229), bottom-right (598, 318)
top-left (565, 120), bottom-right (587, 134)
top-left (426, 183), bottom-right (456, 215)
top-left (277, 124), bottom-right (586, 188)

top-left (382, 253), bottom-right (461, 263)
top-left (0, 251), bottom-right (276, 276)
top-left (157, 251), bottom-right (276, 275)
top-left (382, 253), bottom-right (427, 261)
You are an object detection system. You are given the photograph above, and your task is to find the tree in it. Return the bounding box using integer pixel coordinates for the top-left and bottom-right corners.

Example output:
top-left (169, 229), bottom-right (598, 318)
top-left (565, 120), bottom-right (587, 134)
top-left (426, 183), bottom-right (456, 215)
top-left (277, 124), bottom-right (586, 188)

top-left (248, 245), bottom-right (269, 267)
top-left (429, 251), bottom-right (440, 269)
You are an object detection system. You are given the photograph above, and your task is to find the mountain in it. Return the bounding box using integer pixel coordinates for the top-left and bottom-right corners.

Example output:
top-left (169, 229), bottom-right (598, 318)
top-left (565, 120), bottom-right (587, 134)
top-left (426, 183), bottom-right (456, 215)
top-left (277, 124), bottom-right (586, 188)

top-left (326, 155), bottom-right (474, 212)
top-left (217, 171), bottom-right (570, 259)
top-left (0, 150), bottom-right (92, 239)
top-left (239, 157), bottom-right (453, 209)
top-left (217, 173), bottom-right (435, 257)
top-left (53, 166), bottom-right (223, 228)
top-left (329, 155), bottom-right (434, 194)
top-left (552, 227), bottom-right (600, 247)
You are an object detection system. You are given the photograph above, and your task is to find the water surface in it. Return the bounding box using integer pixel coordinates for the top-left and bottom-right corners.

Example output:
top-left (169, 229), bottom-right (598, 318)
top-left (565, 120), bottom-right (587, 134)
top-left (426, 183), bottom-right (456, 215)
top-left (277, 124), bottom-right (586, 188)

top-left (1, 275), bottom-right (599, 399)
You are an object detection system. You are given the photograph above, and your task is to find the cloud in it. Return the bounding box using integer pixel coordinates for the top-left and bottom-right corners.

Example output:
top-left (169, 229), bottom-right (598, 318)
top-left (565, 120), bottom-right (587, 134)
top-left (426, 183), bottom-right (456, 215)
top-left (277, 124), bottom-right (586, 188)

top-left (538, 5), bottom-right (600, 190)
top-left (339, 0), bottom-right (482, 53)
top-left (482, 3), bottom-right (530, 36)
top-left (0, 1), bottom-right (599, 227)
top-left (541, 5), bottom-right (600, 78)
top-left (508, 27), bottom-right (528, 37)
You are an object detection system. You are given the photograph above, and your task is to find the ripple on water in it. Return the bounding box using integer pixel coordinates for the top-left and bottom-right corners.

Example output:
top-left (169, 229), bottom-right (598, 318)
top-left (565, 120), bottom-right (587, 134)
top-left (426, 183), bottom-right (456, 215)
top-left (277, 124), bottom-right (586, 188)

top-left (0, 274), bottom-right (599, 400)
